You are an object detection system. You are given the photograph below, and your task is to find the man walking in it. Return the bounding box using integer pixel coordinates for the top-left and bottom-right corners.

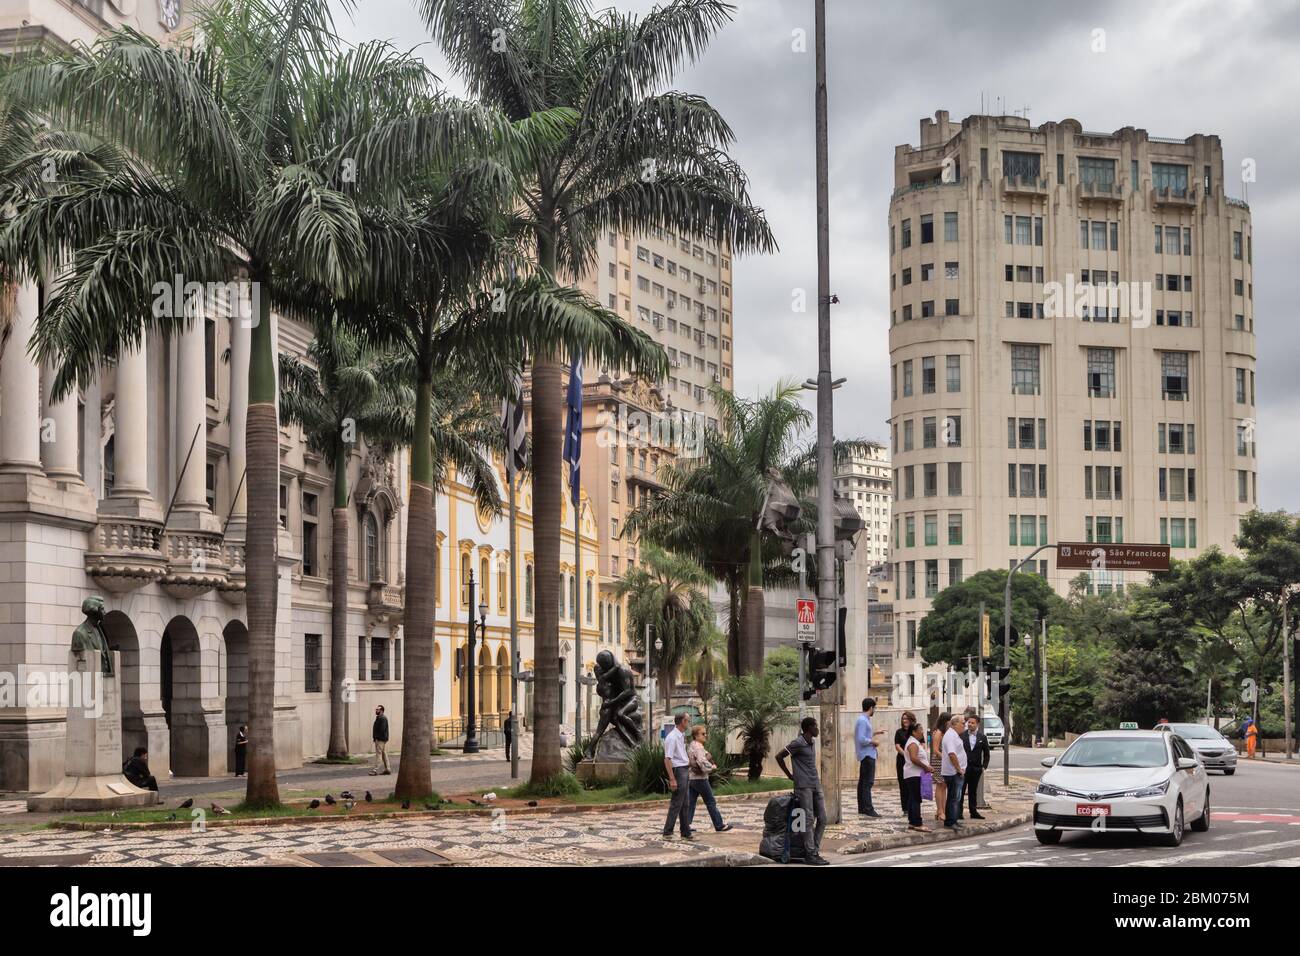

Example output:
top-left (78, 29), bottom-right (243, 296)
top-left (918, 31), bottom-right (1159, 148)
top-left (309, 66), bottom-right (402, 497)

top-left (941, 713), bottom-right (966, 828)
top-left (855, 697), bottom-right (885, 816)
top-left (369, 705), bottom-right (390, 776)
top-left (961, 714), bottom-right (990, 820)
top-left (775, 717), bottom-right (830, 865)
top-left (661, 712), bottom-right (694, 840)
top-left (504, 709), bottom-right (515, 763)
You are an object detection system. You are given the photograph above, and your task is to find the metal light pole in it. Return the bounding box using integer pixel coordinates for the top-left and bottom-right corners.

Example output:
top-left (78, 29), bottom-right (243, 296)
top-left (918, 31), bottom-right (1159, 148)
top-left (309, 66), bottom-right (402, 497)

top-left (507, 471), bottom-right (521, 778)
top-left (1284, 586), bottom-right (1294, 759)
top-left (464, 570), bottom-right (480, 753)
top-left (1004, 543), bottom-right (1057, 784)
top-left (811, 0), bottom-right (842, 826)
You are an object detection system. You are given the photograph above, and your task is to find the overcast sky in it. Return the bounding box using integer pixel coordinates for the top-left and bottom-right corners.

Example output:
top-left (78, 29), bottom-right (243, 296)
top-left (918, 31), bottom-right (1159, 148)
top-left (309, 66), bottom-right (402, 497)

top-left (334, 0), bottom-right (1300, 512)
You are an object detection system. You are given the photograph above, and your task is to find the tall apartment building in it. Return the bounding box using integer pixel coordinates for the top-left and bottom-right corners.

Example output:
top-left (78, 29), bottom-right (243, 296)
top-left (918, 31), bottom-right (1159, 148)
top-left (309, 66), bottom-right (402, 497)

top-left (834, 442), bottom-right (891, 567)
top-left (888, 110), bottom-right (1257, 655)
top-left (576, 228), bottom-right (735, 426)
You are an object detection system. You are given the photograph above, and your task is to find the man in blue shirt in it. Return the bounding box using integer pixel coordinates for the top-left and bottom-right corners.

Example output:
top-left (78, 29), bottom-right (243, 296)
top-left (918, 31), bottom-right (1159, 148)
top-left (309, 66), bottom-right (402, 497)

top-left (855, 698), bottom-right (885, 816)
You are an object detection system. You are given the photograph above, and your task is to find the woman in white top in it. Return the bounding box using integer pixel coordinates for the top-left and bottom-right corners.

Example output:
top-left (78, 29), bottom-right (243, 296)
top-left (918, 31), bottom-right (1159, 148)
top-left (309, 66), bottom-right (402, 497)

top-left (902, 722), bottom-right (933, 831)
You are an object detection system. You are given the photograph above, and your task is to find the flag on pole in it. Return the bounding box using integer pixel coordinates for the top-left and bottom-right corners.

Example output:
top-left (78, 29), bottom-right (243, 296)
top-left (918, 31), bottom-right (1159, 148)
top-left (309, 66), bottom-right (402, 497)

top-left (500, 371), bottom-right (527, 479)
top-left (562, 353), bottom-right (583, 507)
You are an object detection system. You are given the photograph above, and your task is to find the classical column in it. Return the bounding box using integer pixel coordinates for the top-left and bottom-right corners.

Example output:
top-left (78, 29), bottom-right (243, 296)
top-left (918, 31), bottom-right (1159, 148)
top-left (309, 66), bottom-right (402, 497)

top-left (173, 313), bottom-right (209, 512)
top-left (111, 340), bottom-right (151, 498)
top-left (41, 362), bottom-right (82, 482)
top-left (226, 290), bottom-right (250, 527)
top-left (0, 282), bottom-right (42, 474)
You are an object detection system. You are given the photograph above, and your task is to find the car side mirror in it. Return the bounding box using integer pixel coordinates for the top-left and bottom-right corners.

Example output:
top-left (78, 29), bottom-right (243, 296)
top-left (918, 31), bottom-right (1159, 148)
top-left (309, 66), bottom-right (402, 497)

top-left (1176, 757), bottom-right (1198, 770)
top-left (1040, 756), bottom-right (1056, 768)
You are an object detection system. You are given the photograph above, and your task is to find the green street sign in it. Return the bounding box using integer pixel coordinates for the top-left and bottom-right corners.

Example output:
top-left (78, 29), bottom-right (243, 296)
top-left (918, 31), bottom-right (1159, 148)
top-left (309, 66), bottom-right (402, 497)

top-left (1119, 721), bottom-right (1139, 730)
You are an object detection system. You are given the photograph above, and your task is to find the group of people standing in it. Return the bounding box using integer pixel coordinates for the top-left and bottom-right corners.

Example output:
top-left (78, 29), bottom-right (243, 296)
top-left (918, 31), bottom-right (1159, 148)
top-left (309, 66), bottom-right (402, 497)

top-left (896, 709), bottom-right (991, 832)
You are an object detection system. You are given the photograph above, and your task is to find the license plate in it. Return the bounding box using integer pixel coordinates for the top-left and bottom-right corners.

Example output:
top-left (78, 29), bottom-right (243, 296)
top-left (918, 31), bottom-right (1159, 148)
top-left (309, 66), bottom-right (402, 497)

top-left (1076, 803), bottom-right (1111, 816)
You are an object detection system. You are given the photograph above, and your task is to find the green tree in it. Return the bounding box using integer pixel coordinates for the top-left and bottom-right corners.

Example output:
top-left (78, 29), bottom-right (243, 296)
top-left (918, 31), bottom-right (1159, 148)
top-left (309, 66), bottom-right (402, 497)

top-left (764, 645), bottom-right (800, 697)
top-left (677, 622), bottom-right (727, 720)
top-left (0, 0), bottom-right (505, 806)
top-left (715, 672), bottom-right (796, 781)
top-left (415, 0), bottom-right (775, 782)
top-left (280, 327), bottom-right (408, 759)
top-left (1098, 586), bottom-right (1200, 728)
top-left (627, 382), bottom-right (811, 676)
top-left (918, 568), bottom-right (1063, 667)
top-left (615, 544), bottom-right (715, 721)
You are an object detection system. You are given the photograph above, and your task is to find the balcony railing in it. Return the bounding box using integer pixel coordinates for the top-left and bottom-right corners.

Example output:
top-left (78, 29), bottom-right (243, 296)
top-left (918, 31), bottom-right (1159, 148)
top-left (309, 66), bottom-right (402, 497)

top-left (85, 516), bottom-right (167, 593)
top-left (1077, 180), bottom-right (1124, 203)
top-left (1152, 185), bottom-right (1198, 207)
top-left (1003, 175), bottom-right (1049, 195)
top-left (160, 528), bottom-right (229, 598)
top-left (367, 581), bottom-right (404, 624)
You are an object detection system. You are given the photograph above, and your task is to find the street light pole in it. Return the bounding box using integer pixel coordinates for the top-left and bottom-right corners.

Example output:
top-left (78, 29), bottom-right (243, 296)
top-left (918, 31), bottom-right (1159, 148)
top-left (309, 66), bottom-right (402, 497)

top-left (464, 570), bottom-right (480, 754)
top-left (1004, 543), bottom-right (1057, 784)
top-left (1284, 586), bottom-right (1294, 759)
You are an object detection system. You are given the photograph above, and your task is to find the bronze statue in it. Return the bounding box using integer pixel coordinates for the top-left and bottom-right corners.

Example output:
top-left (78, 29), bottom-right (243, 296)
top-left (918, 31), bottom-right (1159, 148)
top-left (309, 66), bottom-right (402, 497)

top-left (586, 649), bottom-right (642, 759)
top-left (71, 596), bottom-right (114, 677)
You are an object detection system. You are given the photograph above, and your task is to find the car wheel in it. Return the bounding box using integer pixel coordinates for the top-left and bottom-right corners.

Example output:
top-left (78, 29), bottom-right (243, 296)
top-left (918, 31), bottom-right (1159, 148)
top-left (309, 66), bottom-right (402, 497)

top-left (1161, 800), bottom-right (1185, 847)
top-left (1191, 790), bottom-right (1210, 832)
top-left (1222, 769), bottom-right (1235, 776)
top-left (1035, 829), bottom-right (1061, 845)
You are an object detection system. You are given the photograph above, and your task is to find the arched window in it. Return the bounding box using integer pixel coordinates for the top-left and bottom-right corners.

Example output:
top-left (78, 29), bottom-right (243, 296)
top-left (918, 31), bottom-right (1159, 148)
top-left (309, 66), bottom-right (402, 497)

top-left (568, 574), bottom-right (576, 619)
top-left (615, 603), bottom-right (622, 641)
top-left (364, 512), bottom-right (380, 582)
top-left (434, 546), bottom-right (440, 605)
top-left (460, 552), bottom-right (471, 606)
top-left (586, 578), bottom-right (593, 623)
top-left (497, 563), bottom-right (507, 611)
top-left (480, 557), bottom-right (490, 610)
top-left (598, 601), bottom-right (604, 641)
top-left (525, 564), bottom-right (534, 615)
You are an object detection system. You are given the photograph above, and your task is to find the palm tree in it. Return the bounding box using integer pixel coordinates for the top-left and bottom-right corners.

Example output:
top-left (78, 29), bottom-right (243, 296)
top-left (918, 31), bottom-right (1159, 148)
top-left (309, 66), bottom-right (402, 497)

top-left (677, 621), bottom-right (726, 721)
top-left (335, 169), bottom-right (665, 801)
top-left (715, 671), bottom-right (796, 781)
top-left (279, 325), bottom-right (408, 759)
top-left (0, 0), bottom-right (517, 807)
top-left (415, 0), bottom-right (776, 784)
top-left (626, 382), bottom-right (811, 676)
top-left (613, 543), bottom-right (714, 720)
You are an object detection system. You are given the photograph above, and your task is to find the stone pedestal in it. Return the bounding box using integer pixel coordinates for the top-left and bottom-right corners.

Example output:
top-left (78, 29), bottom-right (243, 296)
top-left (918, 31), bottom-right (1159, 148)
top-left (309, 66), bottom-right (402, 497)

top-left (575, 760), bottom-right (627, 785)
top-left (27, 652), bottom-right (159, 811)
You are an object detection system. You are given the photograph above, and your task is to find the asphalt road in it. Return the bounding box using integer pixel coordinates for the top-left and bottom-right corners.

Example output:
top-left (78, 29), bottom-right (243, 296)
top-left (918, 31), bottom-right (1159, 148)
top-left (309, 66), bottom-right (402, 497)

top-left (844, 748), bottom-right (1300, 868)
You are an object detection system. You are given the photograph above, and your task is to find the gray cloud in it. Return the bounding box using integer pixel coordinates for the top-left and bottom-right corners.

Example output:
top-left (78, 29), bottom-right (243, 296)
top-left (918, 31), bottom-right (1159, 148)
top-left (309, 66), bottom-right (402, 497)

top-left (337, 0), bottom-right (1300, 511)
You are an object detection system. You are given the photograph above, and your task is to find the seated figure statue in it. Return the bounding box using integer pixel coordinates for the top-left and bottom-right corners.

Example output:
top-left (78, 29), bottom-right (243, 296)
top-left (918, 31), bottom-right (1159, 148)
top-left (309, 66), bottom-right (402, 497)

top-left (585, 649), bottom-right (643, 761)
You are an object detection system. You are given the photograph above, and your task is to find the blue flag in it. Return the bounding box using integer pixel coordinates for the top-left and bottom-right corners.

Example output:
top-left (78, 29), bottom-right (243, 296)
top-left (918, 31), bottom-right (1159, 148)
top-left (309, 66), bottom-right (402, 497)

top-left (563, 353), bottom-right (584, 508)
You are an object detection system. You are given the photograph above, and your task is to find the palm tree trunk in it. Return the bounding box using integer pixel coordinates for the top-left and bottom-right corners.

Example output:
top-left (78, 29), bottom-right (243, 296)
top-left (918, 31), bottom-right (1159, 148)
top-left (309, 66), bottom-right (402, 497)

top-left (327, 445), bottom-right (350, 759)
top-left (727, 570), bottom-right (741, 677)
top-left (244, 273), bottom-right (280, 808)
top-left (742, 532), bottom-right (766, 675)
top-left (529, 227), bottom-right (564, 783)
top-left (395, 366), bottom-right (436, 800)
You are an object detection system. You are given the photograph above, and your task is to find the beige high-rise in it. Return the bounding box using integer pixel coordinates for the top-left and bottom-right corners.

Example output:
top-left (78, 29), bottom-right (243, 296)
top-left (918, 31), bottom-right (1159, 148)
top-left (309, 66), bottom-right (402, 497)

top-left (888, 111), bottom-right (1257, 655)
top-left (834, 442), bottom-right (892, 568)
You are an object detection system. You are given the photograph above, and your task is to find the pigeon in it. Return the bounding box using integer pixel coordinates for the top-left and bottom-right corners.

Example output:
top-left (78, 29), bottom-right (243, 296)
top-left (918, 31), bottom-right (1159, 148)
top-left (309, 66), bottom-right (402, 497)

top-left (178, 798), bottom-right (193, 809)
top-left (423, 802), bottom-right (439, 811)
top-left (324, 793), bottom-right (336, 805)
top-left (340, 791), bottom-right (354, 801)
top-left (400, 799), bottom-right (411, 810)
top-left (308, 799), bottom-right (321, 810)
top-left (343, 800), bottom-right (355, 811)
top-left (364, 791), bottom-right (373, 803)
top-left (167, 813), bottom-right (177, 821)
top-left (468, 798), bottom-right (485, 807)
top-left (484, 792), bottom-right (497, 802)
top-left (211, 803), bottom-right (231, 815)
top-left (526, 801), bottom-right (538, 808)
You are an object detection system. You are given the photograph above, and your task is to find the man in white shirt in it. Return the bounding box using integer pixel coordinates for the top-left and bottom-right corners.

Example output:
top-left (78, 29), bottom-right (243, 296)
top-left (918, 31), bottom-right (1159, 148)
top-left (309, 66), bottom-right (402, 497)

top-left (941, 713), bottom-right (967, 829)
top-left (661, 712), bottom-right (694, 839)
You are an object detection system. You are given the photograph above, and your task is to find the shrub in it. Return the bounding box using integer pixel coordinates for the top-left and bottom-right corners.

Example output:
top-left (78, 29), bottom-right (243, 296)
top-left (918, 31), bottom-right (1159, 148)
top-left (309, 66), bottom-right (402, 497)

top-left (565, 736), bottom-right (595, 772)
top-left (715, 673), bottom-right (797, 780)
top-left (509, 772), bottom-right (582, 800)
top-left (621, 741), bottom-right (669, 795)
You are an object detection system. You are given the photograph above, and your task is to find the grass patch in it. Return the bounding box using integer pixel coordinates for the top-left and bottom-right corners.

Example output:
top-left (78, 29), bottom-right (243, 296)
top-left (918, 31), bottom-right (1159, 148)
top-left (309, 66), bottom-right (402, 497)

top-left (310, 756), bottom-right (369, 765)
top-left (61, 791), bottom-right (483, 825)
top-left (490, 775), bottom-right (791, 807)
top-left (503, 772), bottom-right (583, 800)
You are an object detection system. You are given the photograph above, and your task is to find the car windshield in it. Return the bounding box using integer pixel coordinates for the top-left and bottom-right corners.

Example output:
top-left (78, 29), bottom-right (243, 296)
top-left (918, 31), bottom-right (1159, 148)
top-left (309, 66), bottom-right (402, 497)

top-left (982, 716), bottom-right (1003, 730)
top-left (1059, 737), bottom-right (1169, 768)
top-left (1167, 724), bottom-right (1222, 741)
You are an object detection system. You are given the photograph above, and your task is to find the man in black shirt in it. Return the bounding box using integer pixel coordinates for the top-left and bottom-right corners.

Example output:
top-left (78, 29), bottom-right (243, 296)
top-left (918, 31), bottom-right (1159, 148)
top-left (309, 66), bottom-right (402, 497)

top-left (122, 747), bottom-right (158, 792)
top-left (775, 717), bottom-right (829, 866)
top-left (369, 705), bottom-right (391, 775)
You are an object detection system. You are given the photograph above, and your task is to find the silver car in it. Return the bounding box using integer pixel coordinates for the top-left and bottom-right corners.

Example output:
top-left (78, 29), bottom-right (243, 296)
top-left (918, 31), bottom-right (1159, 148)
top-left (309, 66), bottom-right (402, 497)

top-left (981, 713), bottom-right (1005, 748)
top-left (1154, 723), bottom-right (1237, 774)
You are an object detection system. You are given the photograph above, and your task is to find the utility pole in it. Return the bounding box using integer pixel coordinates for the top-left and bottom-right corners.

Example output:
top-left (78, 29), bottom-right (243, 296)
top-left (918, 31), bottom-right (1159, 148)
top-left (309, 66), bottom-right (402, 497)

top-left (1005, 543), bottom-right (1056, 783)
top-left (1031, 618), bottom-right (1042, 746)
top-left (1040, 617), bottom-right (1048, 745)
top-left (811, 0), bottom-right (841, 824)
top-left (1284, 587), bottom-right (1294, 759)
top-left (508, 471), bottom-right (520, 778)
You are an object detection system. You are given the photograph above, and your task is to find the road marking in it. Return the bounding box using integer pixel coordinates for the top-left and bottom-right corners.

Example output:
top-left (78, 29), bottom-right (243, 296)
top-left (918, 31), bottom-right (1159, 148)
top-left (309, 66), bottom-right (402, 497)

top-left (1215, 812), bottom-right (1300, 824)
top-left (896, 851), bottom-right (1019, 866)
top-left (985, 837), bottom-right (1035, 846)
top-left (1246, 858), bottom-right (1300, 866)
top-left (1214, 830), bottom-right (1275, 840)
top-left (1120, 837), bottom-right (1300, 867)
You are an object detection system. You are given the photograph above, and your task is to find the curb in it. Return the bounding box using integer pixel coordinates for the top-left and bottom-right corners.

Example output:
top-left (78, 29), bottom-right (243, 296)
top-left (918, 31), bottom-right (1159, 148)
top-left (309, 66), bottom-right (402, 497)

top-left (838, 810), bottom-right (1033, 855)
top-left (51, 787), bottom-right (790, 832)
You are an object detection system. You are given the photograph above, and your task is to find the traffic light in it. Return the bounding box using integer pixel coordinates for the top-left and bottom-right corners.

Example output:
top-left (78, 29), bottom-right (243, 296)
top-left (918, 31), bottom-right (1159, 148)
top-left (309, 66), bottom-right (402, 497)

top-left (837, 605), bottom-right (848, 667)
top-left (804, 647), bottom-right (837, 701)
top-left (995, 666), bottom-right (1012, 702)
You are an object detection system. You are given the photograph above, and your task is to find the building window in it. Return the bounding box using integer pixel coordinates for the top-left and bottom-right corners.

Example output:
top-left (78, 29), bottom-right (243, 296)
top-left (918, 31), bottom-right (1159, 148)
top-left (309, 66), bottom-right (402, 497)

top-left (922, 356), bottom-right (936, 394)
top-left (1087, 348), bottom-right (1115, 398)
top-left (920, 214), bottom-right (934, 244)
top-left (948, 559), bottom-right (963, 586)
top-left (947, 513), bottom-right (963, 546)
top-left (371, 637), bottom-right (388, 681)
top-left (902, 360), bottom-right (913, 396)
top-left (1161, 352), bottom-right (1189, 401)
top-left (206, 461), bottom-right (218, 513)
top-left (301, 492), bottom-right (318, 576)
top-left (944, 211), bottom-right (958, 242)
top-left (947, 462), bottom-right (962, 496)
top-left (357, 635), bottom-right (367, 682)
top-left (525, 564), bottom-right (534, 615)
top-left (945, 355), bottom-right (961, 392)
top-left (1011, 345), bottom-right (1040, 395)
top-left (1152, 162), bottom-right (1189, 194)
top-left (304, 635), bottom-right (322, 693)
top-left (366, 513), bottom-right (383, 582)
top-left (1079, 156), bottom-right (1116, 189)
top-left (1003, 150), bottom-right (1042, 182)
top-left (205, 318), bottom-right (216, 400)
top-left (480, 556), bottom-right (491, 610)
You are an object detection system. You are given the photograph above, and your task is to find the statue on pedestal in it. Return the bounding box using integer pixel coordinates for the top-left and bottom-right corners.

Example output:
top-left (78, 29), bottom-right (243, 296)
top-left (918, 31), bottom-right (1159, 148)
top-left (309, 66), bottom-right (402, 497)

top-left (585, 650), bottom-right (643, 763)
top-left (70, 596), bottom-right (114, 676)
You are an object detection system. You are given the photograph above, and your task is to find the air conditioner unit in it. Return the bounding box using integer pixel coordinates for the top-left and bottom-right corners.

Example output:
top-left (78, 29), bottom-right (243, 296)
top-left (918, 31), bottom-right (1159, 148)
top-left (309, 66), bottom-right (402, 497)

top-left (672, 359), bottom-right (681, 368)
top-left (712, 373), bottom-right (721, 383)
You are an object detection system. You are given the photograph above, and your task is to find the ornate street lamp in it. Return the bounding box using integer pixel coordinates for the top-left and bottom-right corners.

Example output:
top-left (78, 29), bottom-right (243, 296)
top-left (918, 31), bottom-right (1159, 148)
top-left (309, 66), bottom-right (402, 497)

top-left (464, 570), bottom-right (481, 753)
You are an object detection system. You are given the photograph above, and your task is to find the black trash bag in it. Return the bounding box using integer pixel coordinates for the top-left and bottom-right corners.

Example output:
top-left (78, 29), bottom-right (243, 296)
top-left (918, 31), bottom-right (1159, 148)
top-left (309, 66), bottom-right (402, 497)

top-left (758, 792), bottom-right (805, 862)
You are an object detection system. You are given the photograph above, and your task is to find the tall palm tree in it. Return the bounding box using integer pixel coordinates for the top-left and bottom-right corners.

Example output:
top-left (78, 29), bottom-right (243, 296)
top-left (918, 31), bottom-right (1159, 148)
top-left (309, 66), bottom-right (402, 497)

top-left (335, 168), bottom-right (665, 800)
top-left (0, 0), bottom-right (518, 806)
top-left (626, 382), bottom-right (811, 675)
top-left (279, 325), bottom-right (408, 759)
top-left (613, 543), bottom-right (714, 720)
top-left (415, 0), bottom-right (776, 783)
top-left (676, 619), bottom-right (726, 721)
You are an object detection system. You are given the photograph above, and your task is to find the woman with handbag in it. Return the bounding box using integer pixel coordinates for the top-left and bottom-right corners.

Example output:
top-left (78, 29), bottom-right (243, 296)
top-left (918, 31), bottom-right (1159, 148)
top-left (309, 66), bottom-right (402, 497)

top-left (686, 725), bottom-right (735, 832)
top-left (902, 721), bottom-right (932, 832)
top-left (894, 711), bottom-right (916, 812)
top-left (931, 713), bottom-right (950, 823)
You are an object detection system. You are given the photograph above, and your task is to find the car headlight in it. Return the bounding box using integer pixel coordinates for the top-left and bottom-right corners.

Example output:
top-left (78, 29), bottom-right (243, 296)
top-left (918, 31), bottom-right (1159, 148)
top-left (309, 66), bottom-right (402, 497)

top-left (1118, 780), bottom-right (1170, 798)
top-left (1036, 782), bottom-right (1068, 797)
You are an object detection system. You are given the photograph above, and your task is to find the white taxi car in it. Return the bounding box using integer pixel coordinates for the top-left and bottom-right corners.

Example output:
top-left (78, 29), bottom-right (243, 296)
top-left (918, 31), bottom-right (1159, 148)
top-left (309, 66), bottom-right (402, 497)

top-left (1033, 730), bottom-right (1209, 847)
